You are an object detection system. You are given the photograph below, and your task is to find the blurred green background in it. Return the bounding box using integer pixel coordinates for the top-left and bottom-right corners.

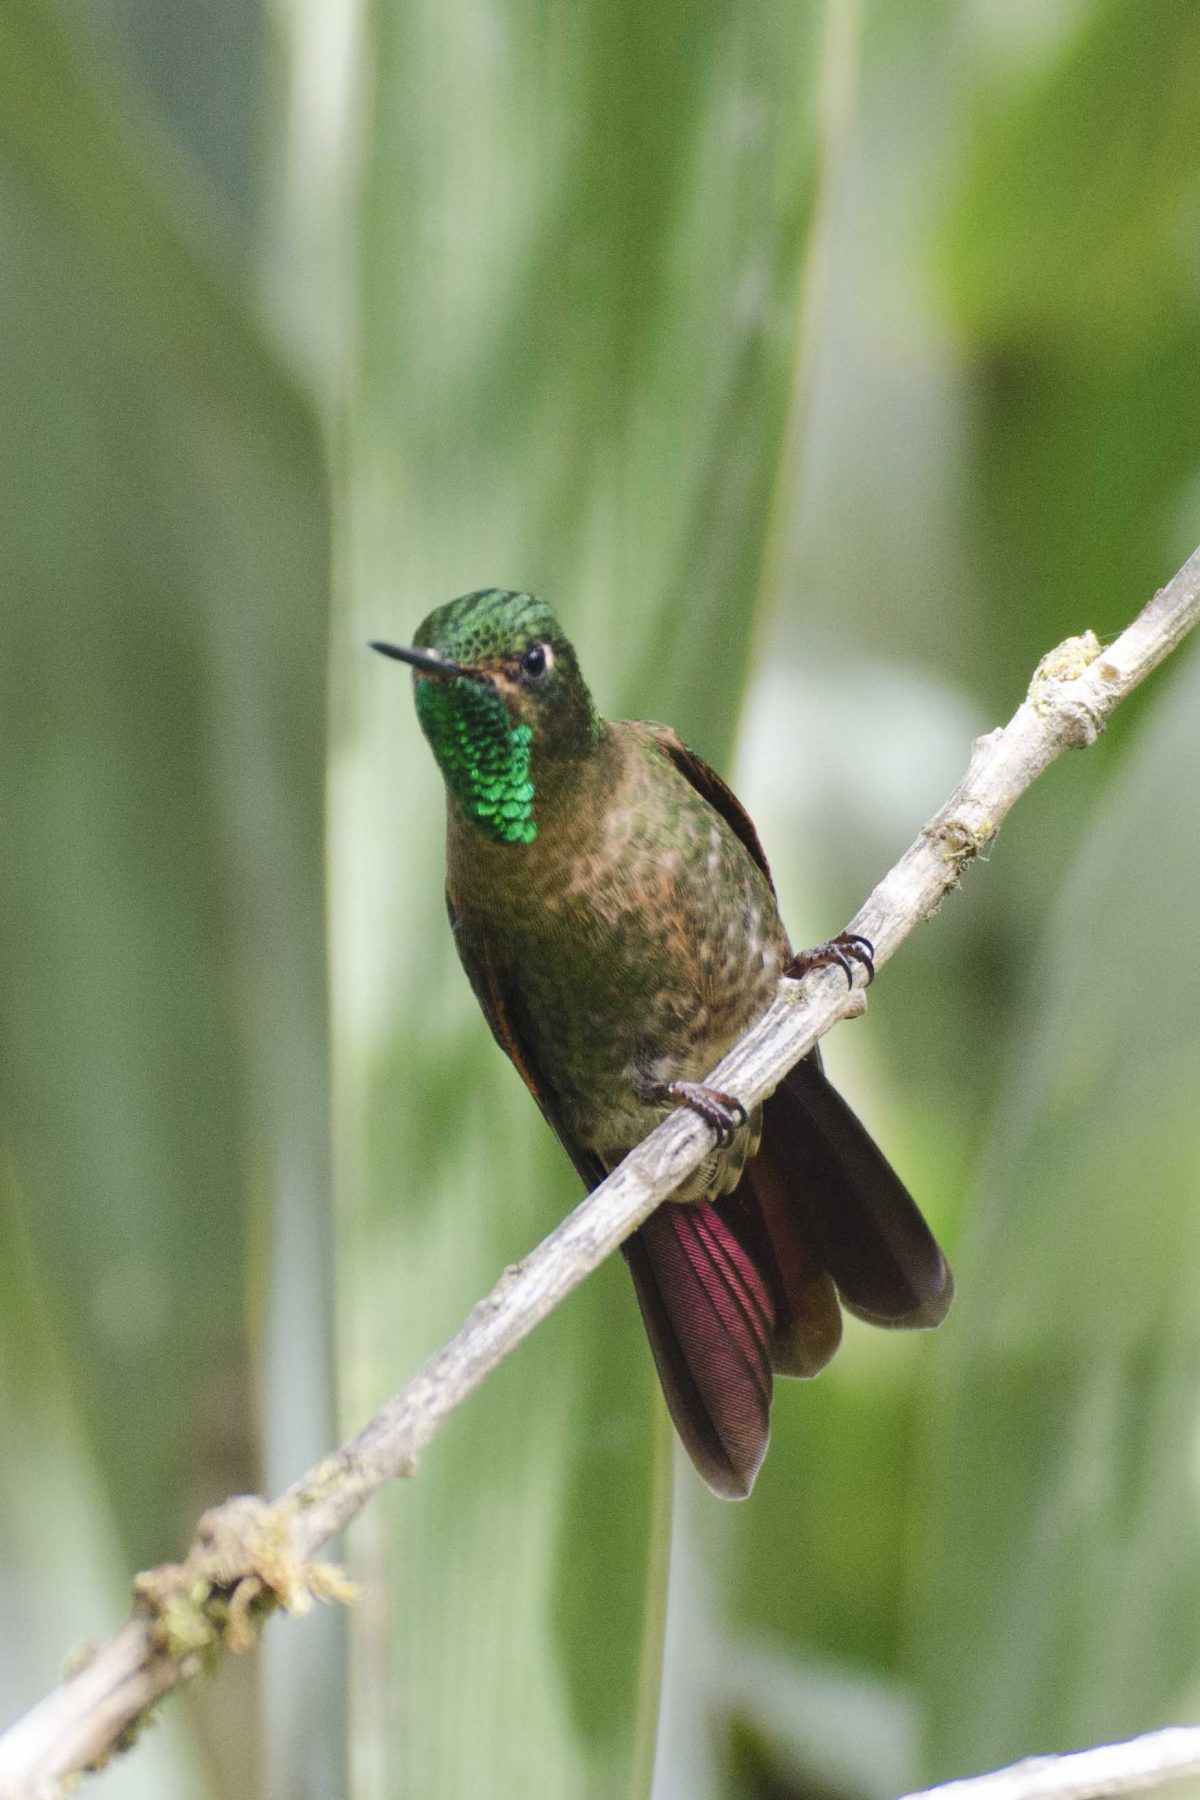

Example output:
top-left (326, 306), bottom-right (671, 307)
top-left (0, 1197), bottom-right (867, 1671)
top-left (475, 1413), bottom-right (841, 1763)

top-left (2, 0), bottom-right (1199, 1796)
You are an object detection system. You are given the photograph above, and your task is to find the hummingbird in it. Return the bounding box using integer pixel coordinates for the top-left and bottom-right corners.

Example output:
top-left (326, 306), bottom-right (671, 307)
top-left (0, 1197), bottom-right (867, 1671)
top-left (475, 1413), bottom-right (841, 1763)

top-left (373, 588), bottom-right (952, 1498)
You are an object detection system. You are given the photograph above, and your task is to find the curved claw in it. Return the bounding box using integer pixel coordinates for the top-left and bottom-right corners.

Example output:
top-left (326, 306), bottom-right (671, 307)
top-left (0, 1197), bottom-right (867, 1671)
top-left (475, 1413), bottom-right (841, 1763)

top-left (829, 946), bottom-right (855, 987)
top-left (666, 1082), bottom-right (747, 1149)
top-left (842, 934), bottom-right (876, 983)
top-left (784, 931), bottom-right (876, 988)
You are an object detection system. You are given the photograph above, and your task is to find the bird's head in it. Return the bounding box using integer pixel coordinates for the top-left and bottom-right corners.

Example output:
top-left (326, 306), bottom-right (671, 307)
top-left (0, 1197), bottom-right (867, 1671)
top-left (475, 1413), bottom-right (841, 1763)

top-left (372, 588), bottom-right (601, 845)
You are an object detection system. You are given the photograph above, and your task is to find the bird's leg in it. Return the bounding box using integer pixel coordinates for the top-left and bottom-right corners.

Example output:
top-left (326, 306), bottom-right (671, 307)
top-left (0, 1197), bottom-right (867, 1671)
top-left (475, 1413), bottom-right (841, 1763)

top-left (784, 932), bottom-right (875, 988)
top-left (641, 1078), bottom-right (748, 1149)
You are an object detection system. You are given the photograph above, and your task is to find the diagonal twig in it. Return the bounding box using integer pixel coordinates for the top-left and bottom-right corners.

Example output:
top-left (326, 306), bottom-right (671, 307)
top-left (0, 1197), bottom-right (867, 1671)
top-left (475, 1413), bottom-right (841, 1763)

top-left (899, 1724), bottom-right (1200, 1800)
top-left (1, 547), bottom-right (1198, 1799)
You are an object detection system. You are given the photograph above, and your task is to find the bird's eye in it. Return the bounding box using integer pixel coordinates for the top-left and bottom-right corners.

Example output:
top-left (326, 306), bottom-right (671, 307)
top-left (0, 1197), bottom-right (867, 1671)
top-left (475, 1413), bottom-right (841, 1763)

top-left (520, 643), bottom-right (550, 681)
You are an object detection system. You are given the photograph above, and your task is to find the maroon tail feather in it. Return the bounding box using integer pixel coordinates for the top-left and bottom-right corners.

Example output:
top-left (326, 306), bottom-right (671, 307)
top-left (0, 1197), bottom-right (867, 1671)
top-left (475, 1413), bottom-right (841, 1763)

top-left (741, 1151), bottom-right (843, 1378)
top-left (621, 1166), bottom-right (845, 1498)
top-left (623, 1201), bottom-right (774, 1499)
top-left (760, 1057), bottom-right (953, 1329)
top-left (622, 1055), bottom-right (952, 1499)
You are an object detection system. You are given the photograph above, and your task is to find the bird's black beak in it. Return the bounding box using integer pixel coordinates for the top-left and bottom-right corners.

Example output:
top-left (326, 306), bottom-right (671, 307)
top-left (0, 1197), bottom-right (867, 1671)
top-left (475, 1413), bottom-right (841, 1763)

top-left (370, 641), bottom-right (474, 680)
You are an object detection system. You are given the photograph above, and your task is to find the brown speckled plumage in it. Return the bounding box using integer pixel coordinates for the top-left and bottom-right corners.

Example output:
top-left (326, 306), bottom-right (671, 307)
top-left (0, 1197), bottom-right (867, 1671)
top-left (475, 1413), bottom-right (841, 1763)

top-left (379, 588), bottom-right (953, 1498)
top-left (448, 718), bottom-right (786, 1191)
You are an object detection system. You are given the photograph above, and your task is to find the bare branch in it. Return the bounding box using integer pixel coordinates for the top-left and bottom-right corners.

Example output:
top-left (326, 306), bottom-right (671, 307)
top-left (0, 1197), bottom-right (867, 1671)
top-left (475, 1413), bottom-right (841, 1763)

top-left (1, 546), bottom-right (1197, 1799)
top-left (900, 1725), bottom-right (1200, 1800)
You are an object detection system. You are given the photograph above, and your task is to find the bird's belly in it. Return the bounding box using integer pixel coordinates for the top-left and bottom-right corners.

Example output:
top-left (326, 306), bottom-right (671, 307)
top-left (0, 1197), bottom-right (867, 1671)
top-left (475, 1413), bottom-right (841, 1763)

top-left (505, 896), bottom-right (782, 1175)
top-left (451, 764), bottom-right (789, 1185)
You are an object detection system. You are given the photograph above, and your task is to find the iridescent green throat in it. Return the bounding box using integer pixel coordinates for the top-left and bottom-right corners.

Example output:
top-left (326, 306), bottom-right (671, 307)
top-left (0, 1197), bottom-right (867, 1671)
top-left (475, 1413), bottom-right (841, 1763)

top-left (416, 676), bottom-right (537, 845)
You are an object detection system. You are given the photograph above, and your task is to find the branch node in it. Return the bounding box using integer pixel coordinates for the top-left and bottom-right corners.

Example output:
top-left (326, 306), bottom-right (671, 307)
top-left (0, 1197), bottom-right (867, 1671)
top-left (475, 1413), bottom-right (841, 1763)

top-left (1060, 700), bottom-right (1106, 748)
top-left (923, 817), bottom-right (989, 872)
top-left (1029, 630), bottom-right (1103, 702)
top-left (969, 726), bottom-right (1005, 761)
top-left (1024, 632), bottom-right (1107, 745)
top-left (192, 1495), bottom-right (277, 1589)
top-left (132, 1495), bottom-right (358, 1668)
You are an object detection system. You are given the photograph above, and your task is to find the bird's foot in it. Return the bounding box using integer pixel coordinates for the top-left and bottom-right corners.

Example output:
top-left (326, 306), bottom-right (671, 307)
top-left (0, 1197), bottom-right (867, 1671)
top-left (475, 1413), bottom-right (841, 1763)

top-left (784, 931), bottom-right (875, 988)
top-left (663, 1080), bottom-right (747, 1149)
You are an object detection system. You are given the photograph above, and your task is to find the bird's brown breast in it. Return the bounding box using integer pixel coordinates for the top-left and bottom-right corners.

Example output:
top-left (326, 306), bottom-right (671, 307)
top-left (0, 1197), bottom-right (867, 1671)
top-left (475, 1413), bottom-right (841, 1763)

top-left (447, 720), bottom-right (788, 1168)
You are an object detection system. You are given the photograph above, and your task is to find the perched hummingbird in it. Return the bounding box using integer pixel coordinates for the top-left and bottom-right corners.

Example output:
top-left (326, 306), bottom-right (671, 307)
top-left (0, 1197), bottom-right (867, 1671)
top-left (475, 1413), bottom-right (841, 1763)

top-left (374, 588), bottom-right (952, 1498)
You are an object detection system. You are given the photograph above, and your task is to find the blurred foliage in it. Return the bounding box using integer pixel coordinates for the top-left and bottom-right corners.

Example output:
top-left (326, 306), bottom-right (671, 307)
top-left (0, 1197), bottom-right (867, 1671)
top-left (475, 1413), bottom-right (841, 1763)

top-left (1, 0), bottom-right (1199, 1798)
top-left (914, 643), bottom-right (1200, 1776)
top-left (0, 1), bottom-right (333, 1795)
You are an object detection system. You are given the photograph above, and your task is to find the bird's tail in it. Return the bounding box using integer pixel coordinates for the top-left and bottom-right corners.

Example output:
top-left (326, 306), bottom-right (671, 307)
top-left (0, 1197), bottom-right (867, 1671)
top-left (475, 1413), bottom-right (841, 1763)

top-left (622, 1054), bottom-right (952, 1498)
